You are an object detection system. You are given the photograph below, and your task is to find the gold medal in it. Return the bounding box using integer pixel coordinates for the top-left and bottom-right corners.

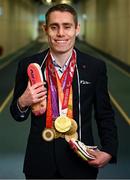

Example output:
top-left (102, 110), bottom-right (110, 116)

top-left (54, 129), bottom-right (63, 139)
top-left (65, 119), bottom-right (78, 135)
top-left (54, 115), bottom-right (72, 133)
top-left (42, 128), bottom-right (54, 142)
top-left (65, 132), bottom-right (78, 142)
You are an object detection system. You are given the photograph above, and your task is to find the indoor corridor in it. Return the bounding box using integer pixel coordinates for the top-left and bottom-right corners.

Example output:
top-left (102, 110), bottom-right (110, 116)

top-left (0, 0), bottom-right (130, 179)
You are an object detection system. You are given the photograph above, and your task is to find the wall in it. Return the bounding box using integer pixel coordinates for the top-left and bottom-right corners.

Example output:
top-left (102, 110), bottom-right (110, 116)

top-left (0, 0), bottom-right (38, 58)
top-left (84, 0), bottom-right (130, 66)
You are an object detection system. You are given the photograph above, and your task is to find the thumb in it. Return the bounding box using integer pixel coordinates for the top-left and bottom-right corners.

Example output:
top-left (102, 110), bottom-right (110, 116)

top-left (28, 80), bottom-right (31, 87)
top-left (87, 148), bottom-right (98, 158)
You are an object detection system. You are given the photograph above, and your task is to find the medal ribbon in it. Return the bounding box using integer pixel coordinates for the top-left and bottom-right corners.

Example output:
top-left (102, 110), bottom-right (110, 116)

top-left (61, 52), bottom-right (76, 111)
top-left (46, 50), bottom-right (76, 128)
top-left (56, 73), bottom-right (73, 118)
top-left (46, 53), bottom-right (58, 128)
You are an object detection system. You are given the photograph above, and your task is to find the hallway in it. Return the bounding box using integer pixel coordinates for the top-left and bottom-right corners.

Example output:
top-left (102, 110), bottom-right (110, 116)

top-left (0, 0), bottom-right (130, 179)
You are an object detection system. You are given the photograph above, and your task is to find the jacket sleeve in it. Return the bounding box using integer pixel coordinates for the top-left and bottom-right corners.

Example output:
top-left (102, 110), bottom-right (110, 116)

top-left (10, 60), bottom-right (30, 121)
top-left (94, 61), bottom-right (118, 163)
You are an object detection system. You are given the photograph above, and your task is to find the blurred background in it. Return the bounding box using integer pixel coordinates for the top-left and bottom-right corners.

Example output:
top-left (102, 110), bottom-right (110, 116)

top-left (0, 0), bottom-right (130, 179)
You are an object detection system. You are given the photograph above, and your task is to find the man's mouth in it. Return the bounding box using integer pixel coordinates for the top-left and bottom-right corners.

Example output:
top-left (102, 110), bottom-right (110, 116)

top-left (55, 40), bottom-right (68, 43)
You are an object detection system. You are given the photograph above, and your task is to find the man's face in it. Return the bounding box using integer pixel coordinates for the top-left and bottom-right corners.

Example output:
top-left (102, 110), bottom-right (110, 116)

top-left (44, 11), bottom-right (80, 54)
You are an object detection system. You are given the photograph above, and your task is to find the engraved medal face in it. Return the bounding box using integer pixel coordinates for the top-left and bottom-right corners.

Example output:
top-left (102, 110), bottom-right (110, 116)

top-left (42, 128), bottom-right (54, 142)
top-left (54, 116), bottom-right (72, 133)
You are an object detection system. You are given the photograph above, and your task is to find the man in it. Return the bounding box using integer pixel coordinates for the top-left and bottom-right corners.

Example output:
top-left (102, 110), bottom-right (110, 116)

top-left (10, 3), bottom-right (118, 179)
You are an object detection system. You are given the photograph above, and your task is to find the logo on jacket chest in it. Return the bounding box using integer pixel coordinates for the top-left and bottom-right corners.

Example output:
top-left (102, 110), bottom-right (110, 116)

top-left (80, 80), bottom-right (91, 85)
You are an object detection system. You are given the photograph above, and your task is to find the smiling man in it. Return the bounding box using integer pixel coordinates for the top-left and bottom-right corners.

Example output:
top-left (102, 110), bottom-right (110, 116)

top-left (45, 10), bottom-right (80, 57)
top-left (10, 3), bottom-right (118, 179)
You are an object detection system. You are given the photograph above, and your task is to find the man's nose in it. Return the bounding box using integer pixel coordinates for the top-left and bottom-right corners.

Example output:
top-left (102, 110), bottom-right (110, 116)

top-left (57, 27), bottom-right (64, 36)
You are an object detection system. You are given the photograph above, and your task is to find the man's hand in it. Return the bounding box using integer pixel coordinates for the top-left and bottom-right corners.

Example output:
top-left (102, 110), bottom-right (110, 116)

top-left (18, 81), bottom-right (47, 110)
top-left (87, 149), bottom-right (112, 168)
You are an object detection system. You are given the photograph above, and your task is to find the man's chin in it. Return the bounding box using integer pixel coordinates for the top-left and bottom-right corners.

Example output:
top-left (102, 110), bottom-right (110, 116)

top-left (52, 47), bottom-right (72, 54)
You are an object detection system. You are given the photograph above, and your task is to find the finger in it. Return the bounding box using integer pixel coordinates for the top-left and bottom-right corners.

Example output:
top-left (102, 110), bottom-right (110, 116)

top-left (28, 80), bottom-right (31, 87)
top-left (43, 81), bottom-right (47, 85)
top-left (87, 149), bottom-right (98, 158)
top-left (39, 95), bottom-right (47, 101)
top-left (35, 91), bottom-right (47, 99)
top-left (31, 88), bottom-right (47, 98)
top-left (33, 95), bottom-right (47, 104)
top-left (35, 86), bottom-right (47, 94)
top-left (32, 82), bottom-right (46, 90)
top-left (87, 160), bottom-right (99, 168)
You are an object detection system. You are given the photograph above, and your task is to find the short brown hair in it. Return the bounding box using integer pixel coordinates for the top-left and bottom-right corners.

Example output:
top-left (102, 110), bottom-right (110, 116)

top-left (45, 4), bottom-right (78, 27)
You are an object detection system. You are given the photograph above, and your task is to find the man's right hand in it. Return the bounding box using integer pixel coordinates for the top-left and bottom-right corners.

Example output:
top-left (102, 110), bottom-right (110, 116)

top-left (18, 81), bottom-right (47, 110)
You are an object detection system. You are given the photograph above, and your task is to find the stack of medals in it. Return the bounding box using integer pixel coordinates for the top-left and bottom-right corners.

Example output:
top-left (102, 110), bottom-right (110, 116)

top-left (42, 115), bottom-right (78, 142)
top-left (54, 115), bottom-right (78, 142)
top-left (42, 50), bottom-right (77, 142)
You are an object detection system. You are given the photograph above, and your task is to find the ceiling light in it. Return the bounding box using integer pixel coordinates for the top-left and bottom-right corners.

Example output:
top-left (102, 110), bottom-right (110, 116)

top-left (60, 0), bottom-right (72, 4)
top-left (46, 0), bottom-right (52, 4)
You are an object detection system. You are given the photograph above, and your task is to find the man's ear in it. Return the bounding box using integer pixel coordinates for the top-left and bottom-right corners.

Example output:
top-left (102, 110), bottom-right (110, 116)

top-left (42, 23), bottom-right (48, 32)
top-left (76, 31), bottom-right (79, 36)
top-left (76, 23), bottom-right (80, 36)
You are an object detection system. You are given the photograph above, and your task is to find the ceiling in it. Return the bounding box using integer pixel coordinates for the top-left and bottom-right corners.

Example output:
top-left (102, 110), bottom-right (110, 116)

top-left (32, 0), bottom-right (80, 5)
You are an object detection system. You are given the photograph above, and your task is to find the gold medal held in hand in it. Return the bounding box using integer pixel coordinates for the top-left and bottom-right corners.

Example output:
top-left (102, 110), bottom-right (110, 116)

top-left (54, 115), bottom-right (72, 133)
top-left (42, 128), bottom-right (54, 142)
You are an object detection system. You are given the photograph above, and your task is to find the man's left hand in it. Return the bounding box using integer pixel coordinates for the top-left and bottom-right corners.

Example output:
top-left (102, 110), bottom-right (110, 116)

top-left (87, 149), bottom-right (112, 168)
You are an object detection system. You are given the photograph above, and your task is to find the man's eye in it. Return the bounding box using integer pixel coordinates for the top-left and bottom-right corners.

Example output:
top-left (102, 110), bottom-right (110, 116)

top-left (51, 26), bottom-right (57, 30)
top-left (65, 26), bottom-right (71, 29)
